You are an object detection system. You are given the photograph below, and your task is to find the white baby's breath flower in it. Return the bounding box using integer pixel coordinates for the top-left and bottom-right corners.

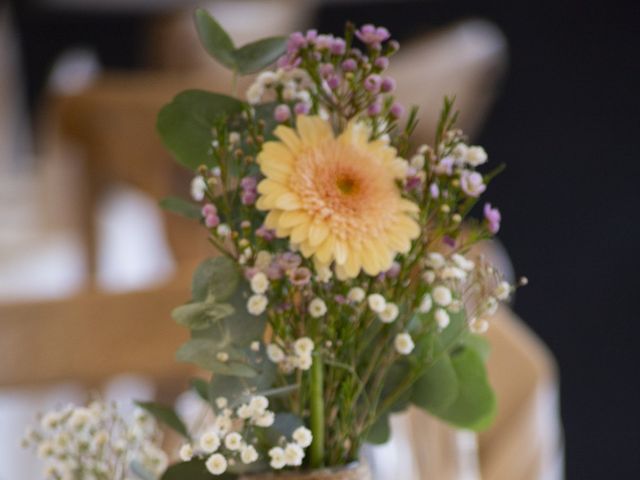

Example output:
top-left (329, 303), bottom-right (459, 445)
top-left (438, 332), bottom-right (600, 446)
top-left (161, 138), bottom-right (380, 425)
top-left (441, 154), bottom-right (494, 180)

top-left (432, 286), bottom-right (453, 306)
top-left (394, 333), bottom-right (415, 355)
top-left (200, 432), bottom-right (221, 454)
top-left (215, 397), bottom-right (228, 410)
top-left (465, 146), bottom-right (488, 166)
top-left (190, 176), bottom-right (206, 201)
top-left (410, 154), bottom-right (425, 169)
top-left (471, 318), bottom-right (490, 334)
top-left (206, 453), bottom-right (228, 475)
top-left (441, 266), bottom-right (467, 280)
top-left (422, 270), bottom-right (436, 284)
top-left (367, 294), bottom-right (386, 313)
top-left (41, 412), bottom-right (60, 430)
top-left (294, 337), bottom-right (315, 357)
top-left (257, 71), bottom-right (279, 87)
top-left (483, 297), bottom-right (499, 316)
top-left (279, 356), bottom-right (296, 374)
top-left (266, 343), bottom-right (285, 363)
top-left (228, 131), bottom-right (240, 145)
top-left (295, 354), bottom-right (312, 371)
top-left (419, 294), bottom-right (433, 313)
top-left (292, 426), bottom-right (313, 448)
top-left (216, 224), bottom-right (231, 237)
top-left (250, 341), bottom-right (260, 352)
top-left (495, 281), bottom-right (511, 301)
top-left (379, 303), bottom-right (399, 323)
top-left (224, 432), bottom-right (243, 451)
top-left (250, 272), bottom-right (269, 294)
top-left (426, 252), bottom-right (445, 269)
top-left (246, 83), bottom-right (264, 105)
top-left (452, 253), bottom-right (475, 271)
top-left (247, 294), bottom-right (268, 315)
top-left (284, 443), bottom-right (305, 466)
top-left (236, 404), bottom-right (253, 419)
top-left (179, 443), bottom-right (193, 462)
top-left (37, 440), bottom-right (55, 459)
top-left (435, 309), bottom-right (450, 329)
top-left (453, 143), bottom-right (469, 160)
top-left (315, 266), bottom-right (333, 283)
top-left (249, 396), bottom-right (269, 414)
top-left (308, 298), bottom-right (327, 318)
top-left (240, 444), bottom-right (259, 464)
top-left (347, 287), bottom-right (366, 303)
top-left (253, 411), bottom-right (275, 427)
top-left (269, 447), bottom-right (286, 469)
top-left (68, 408), bottom-right (92, 431)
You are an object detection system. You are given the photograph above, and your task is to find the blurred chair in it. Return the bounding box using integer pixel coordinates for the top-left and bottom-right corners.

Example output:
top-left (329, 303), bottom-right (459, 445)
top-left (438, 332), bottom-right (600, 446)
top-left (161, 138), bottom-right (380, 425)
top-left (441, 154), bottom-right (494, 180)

top-left (0, 263), bottom-right (198, 400)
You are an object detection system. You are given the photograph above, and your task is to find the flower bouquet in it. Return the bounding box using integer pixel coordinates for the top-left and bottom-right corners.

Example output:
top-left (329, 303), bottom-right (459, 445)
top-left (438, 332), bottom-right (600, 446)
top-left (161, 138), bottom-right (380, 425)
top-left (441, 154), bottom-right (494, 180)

top-left (25, 10), bottom-right (523, 480)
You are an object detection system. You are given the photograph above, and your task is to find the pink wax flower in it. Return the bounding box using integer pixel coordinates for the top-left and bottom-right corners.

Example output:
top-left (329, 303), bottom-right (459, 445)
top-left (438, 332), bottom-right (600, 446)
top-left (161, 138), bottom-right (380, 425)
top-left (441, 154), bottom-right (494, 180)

top-left (429, 182), bottom-right (440, 199)
top-left (386, 261), bottom-right (401, 278)
top-left (364, 74), bottom-right (382, 93)
top-left (204, 213), bottom-right (220, 228)
top-left (435, 156), bottom-right (455, 176)
top-left (241, 190), bottom-right (257, 205)
top-left (240, 176), bottom-right (257, 191)
top-left (356, 24), bottom-right (390, 48)
top-left (278, 252), bottom-right (302, 271)
top-left (244, 267), bottom-right (259, 281)
top-left (274, 104), bottom-right (291, 122)
top-left (294, 102), bottom-right (310, 115)
top-left (405, 175), bottom-right (422, 191)
top-left (289, 267), bottom-right (312, 286)
top-left (287, 32), bottom-right (306, 53)
top-left (201, 203), bottom-right (217, 217)
top-left (341, 58), bottom-right (357, 72)
top-left (484, 203), bottom-right (501, 234)
top-left (390, 101), bottom-right (405, 118)
top-left (256, 225), bottom-right (276, 241)
top-left (381, 76), bottom-right (396, 93)
top-left (319, 63), bottom-right (334, 78)
top-left (368, 100), bottom-right (382, 116)
top-left (305, 29), bottom-right (318, 42)
top-left (374, 56), bottom-right (389, 70)
top-left (330, 38), bottom-right (347, 55)
top-left (460, 170), bottom-right (486, 197)
top-left (266, 263), bottom-right (283, 280)
top-left (327, 75), bottom-right (341, 90)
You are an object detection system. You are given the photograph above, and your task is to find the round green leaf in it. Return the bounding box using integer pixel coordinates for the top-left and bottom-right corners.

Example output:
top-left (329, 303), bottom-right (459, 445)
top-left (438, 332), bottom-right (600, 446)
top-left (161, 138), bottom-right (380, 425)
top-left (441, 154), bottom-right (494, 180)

top-left (156, 90), bottom-right (244, 171)
top-left (233, 37), bottom-right (287, 74)
top-left (194, 9), bottom-right (236, 69)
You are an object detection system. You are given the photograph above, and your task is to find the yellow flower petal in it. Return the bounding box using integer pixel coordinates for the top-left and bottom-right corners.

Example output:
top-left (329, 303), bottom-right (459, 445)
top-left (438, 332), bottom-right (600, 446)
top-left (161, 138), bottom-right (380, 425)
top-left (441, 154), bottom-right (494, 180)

top-left (274, 125), bottom-right (302, 153)
top-left (279, 211), bottom-right (310, 228)
top-left (308, 222), bottom-right (329, 247)
top-left (274, 192), bottom-right (302, 210)
top-left (297, 116), bottom-right (333, 146)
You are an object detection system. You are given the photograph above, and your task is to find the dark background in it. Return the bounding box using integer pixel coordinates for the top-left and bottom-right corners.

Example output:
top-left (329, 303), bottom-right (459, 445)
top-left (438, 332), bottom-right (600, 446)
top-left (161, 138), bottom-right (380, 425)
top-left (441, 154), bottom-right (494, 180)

top-left (8, 0), bottom-right (640, 477)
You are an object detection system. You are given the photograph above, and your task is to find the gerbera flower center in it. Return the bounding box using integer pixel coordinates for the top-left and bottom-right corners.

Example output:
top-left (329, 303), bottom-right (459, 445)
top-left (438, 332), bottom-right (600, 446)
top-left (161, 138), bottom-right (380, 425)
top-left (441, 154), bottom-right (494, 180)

top-left (336, 175), bottom-right (358, 195)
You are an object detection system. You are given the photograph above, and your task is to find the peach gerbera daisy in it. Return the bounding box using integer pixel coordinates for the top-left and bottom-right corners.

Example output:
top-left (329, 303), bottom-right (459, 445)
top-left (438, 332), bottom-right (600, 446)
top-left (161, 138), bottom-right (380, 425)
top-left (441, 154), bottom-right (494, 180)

top-left (256, 115), bottom-right (420, 278)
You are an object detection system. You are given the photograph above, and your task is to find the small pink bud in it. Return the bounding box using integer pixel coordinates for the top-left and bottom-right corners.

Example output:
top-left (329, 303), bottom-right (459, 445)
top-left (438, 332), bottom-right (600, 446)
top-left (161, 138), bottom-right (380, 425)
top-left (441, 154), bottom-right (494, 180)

top-left (319, 63), bottom-right (334, 78)
top-left (341, 58), bottom-right (357, 72)
top-left (364, 74), bottom-right (382, 93)
top-left (241, 190), bottom-right (257, 205)
top-left (368, 101), bottom-right (382, 116)
top-left (205, 214), bottom-right (220, 228)
top-left (374, 56), bottom-right (389, 70)
top-left (390, 102), bottom-right (405, 118)
top-left (201, 203), bottom-right (217, 217)
top-left (294, 102), bottom-right (310, 115)
top-left (330, 38), bottom-right (346, 55)
top-left (327, 75), bottom-right (341, 90)
top-left (274, 104), bottom-right (291, 123)
top-left (381, 76), bottom-right (396, 93)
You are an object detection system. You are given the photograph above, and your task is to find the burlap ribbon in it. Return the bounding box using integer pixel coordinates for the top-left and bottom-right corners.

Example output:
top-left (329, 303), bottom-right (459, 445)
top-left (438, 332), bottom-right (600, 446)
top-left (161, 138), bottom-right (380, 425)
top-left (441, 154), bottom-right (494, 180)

top-left (239, 463), bottom-right (372, 480)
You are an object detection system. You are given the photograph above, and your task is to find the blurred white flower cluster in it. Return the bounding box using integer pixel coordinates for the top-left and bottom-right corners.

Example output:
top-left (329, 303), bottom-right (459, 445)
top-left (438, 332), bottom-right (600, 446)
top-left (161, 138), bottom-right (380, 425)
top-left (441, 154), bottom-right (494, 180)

top-left (22, 401), bottom-right (167, 480)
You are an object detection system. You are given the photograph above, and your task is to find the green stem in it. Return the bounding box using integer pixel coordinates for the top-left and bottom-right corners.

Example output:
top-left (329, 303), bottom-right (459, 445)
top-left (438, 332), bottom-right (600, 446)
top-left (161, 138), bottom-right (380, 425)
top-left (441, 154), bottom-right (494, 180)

top-left (309, 351), bottom-right (325, 468)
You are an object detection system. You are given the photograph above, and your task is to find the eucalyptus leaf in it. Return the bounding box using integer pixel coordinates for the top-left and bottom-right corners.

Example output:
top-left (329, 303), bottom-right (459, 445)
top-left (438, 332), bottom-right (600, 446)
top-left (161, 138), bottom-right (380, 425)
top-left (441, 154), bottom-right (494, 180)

top-left (194, 9), bottom-right (235, 69)
top-left (463, 333), bottom-right (491, 362)
top-left (191, 377), bottom-right (210, 402)
top-left (172, 302), bottom-right (235, 330)
top-left (135, 401), bottom-right (190, 439)
top-left (176, 339), bottom-right (257, 377)
top-left (365, 414), bottom-right (391, 445)
top-left (159, 196), bottom-right (202, 220)
top-left (423, 347), bottom-right (497, 431)
top-left (157, 90), bottom-right (244, 171)
top-left (192, 257), bottom-right (239, 302)
top-left (233, 37), bottom-right (287, 74)
top-left (412, 346), bottom-right (459, 412)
